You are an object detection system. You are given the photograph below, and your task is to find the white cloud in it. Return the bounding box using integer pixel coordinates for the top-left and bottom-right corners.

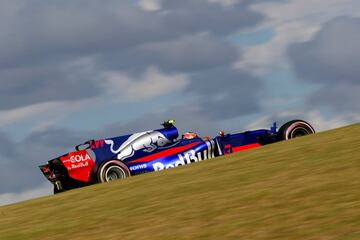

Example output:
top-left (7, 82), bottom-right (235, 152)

top-left (0, 96), bottom-right (102, 134)
top-left (102, 66), bottom-right (189, 101)
top-left (305, 111), bottom-right (360, 131)
top-left (138, 0), bottom-right (163, 11)
top-left (235, 21), bottom-right (319, 75)
top-left (0, 184), bottom-right (52, 206)
top-left (0, 65), bottom-right (189, 134)
top-left (236, 0), bottom-right (360, 75)
top-left (208, 0), bottom-right (241, 7)
top-left (0, 102), bottom-right (64, 127)
top-left (246, 111), bottom-right (360, 132)
top-left (138, 0), bottom-right (242, 11)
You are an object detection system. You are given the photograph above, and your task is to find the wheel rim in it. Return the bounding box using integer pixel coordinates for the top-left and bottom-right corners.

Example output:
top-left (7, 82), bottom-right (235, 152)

top-left (105, 165), bottom-right (126, 182)
top-left (291, 127), bottom-right (310, 138)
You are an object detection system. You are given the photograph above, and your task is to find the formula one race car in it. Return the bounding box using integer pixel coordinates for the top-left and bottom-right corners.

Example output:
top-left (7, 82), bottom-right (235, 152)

top-left (39, 119), bottom-right (315, 193)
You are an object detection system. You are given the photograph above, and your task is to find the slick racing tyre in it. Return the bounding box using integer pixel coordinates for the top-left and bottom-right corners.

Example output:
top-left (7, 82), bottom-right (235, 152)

top-left (277, 120), bottom-right (315, 141)
top-left (97, 160), bottom-right (130, 183)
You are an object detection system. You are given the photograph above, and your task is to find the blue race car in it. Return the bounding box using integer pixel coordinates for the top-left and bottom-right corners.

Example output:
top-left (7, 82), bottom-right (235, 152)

top-left (39, 119), bottom-right (315, 193)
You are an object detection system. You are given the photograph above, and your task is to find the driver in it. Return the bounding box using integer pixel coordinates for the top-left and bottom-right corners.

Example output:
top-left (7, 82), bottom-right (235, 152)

top-left (182, 132), bottom-right (198, 139)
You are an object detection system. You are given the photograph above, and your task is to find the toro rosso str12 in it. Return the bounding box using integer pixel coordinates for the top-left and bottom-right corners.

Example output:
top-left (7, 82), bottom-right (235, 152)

top-left (39, 119), bottom-right (315, 193)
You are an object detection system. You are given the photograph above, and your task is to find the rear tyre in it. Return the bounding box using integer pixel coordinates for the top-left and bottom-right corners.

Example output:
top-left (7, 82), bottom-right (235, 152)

top-left (97, 160), bottom-right (130, 183)
top-left (277, 120), bottom-right (315, 141)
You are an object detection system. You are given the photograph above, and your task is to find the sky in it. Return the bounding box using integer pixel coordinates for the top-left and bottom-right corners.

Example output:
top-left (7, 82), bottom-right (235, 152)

top-left (0, 0), bottom-right (359, 205)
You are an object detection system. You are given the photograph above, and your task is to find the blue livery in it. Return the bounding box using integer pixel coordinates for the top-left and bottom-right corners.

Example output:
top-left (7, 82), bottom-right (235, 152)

top-left (39, 119), bottom-right (315, 193)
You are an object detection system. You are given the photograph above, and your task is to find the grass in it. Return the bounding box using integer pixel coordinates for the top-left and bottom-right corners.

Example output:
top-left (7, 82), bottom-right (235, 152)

top-left (0, 123), bottom-right (359, 240)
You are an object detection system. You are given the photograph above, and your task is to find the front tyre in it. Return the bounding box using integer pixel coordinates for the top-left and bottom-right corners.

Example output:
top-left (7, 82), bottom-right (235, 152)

top-left (277, 120), bottom-right (315, 141)
top-left (97, 160), bottom-right (130, 183)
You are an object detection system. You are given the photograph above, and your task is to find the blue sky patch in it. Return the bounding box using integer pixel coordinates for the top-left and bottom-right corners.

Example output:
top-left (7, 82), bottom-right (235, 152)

top-left (230, 28), bottom-right (274, 47)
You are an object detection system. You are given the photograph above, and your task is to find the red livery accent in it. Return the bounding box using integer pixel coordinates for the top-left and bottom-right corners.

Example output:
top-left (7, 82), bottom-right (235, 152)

top-left (39, 119), bottom-right (316, 194)
top-left (90, 140), bottom-right (105, 149)
top-left (232, 143), bottom-right (261, 152)
top-left (129, 142), bottom-right (201, 164)
top-left (60, 150), bottom-right (95, 182)
top-left (224, 144), bottom-right (231, 154)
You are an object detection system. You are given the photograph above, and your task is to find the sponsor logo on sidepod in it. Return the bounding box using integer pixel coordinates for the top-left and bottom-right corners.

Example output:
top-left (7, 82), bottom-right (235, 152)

top-left (129, 164), bottom-right (147, 171)
top-left (69, 154), bottom-right (91, 163)
top-left (153, 141), bottom-right (215, 171)
top-left (62, 152), bottom-right (92, 170)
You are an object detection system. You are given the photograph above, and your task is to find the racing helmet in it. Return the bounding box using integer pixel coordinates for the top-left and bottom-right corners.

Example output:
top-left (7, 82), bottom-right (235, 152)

top-left (182, 132), bottom-right (198, 139)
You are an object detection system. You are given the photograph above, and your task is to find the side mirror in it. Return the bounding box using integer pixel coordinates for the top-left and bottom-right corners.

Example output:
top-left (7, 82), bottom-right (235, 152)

top-left (75, 141), bottom-right (91, 151)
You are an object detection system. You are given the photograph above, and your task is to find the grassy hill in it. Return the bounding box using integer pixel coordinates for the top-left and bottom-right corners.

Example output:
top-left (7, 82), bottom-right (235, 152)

top-left (1, 123), bottom-right (359, 240)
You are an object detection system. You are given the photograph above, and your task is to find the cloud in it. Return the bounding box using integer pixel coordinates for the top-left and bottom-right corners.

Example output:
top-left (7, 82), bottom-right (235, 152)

top-left (0, 0), bottom-right (262, 68)
top-left (0, 128), bottom-right (87, 194)
top-left (161, 0), bottom-right (263, 36)
top-left (187, 66), bottom-right (262, 119)
top-left (0, 60), bottom-right (101, 110)
top-left (288, 17), bottom-right (360, 112)
top-left (289, 17), bottom-right (360, 85)
top-left (0, 133), bottom-right (16, 160)
top-left (236, 0), bottom-right (360, 75)
top-left (138, 0), bottom-right (163, 11)
top-left (0, 102), bottom-right (61, 127)
top-left (141, 33), bottom-right (237, 72)
top-left (96, 33), bottom-right (238, 73)
top-left (0, 0), bottom-right (263, 114)
top-left (245, 111), bottom-right (360, 132)
top-left (0, 184), bottom-right (51, 206)
top-left (0, 1), bottom-right (167, 68)
top-left (102, 66), bottom-right (190, 101)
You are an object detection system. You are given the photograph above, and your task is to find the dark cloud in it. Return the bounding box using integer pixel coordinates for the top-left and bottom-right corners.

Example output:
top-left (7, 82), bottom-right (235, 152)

top-left (288, 17), bottom-right (360, 112)
top-left (96, 33), bottom-right (238, 73)
top-left (308, 85), bottom-right (360, 112)
top-left (0, 64), bottom-right (101, 110)
top-left (0, 0), bottom-right (262, 67)
top-left (161, 0), bottom-right (263, 36)
top-left (0, 0), bottom-right (262, 66)
top-left (188, 66), bottom-right (262, 119)
top-left (0, 133), bottom-right (16, 159)
top-left (0, 0), bottom-right (263, 111)
top-left (0, 129), bottom-right (86, 193)
top-left (0, 1), bottom-right (166, 68)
